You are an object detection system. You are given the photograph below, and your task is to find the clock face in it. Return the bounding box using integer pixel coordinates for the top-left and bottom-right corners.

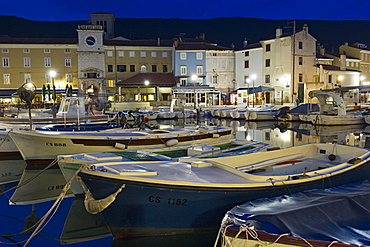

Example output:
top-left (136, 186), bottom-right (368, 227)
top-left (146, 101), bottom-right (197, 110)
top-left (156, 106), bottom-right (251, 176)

top-left (86, 36), bottom-right (96, 46)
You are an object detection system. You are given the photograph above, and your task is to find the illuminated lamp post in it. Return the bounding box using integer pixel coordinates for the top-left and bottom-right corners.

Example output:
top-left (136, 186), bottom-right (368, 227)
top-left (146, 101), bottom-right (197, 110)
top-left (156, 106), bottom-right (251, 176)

top-left (251, 74), bottom-right (256, 107)
top-left (49, 70), bottom-right (56, 117)
top-left (17, 82), bottom-right (36, 128)
top-left (191, 75), bottom-right (198, 109)
top-left (246, 77), bottom-right (251, 107)
top-left (337, 75), bottom-right (343, 88)
top-left (144, 80), bottom-right (150, 101)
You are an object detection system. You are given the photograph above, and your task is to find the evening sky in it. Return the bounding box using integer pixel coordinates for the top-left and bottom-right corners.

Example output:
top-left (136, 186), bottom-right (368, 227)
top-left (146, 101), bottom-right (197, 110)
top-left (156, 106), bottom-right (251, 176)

top-left (3, 0), bottom-right (370, 21)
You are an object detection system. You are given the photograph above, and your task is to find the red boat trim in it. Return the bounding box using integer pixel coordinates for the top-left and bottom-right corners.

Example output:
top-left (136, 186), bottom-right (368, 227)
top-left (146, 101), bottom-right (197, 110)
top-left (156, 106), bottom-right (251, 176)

top-left (71, 130), bottom-right (231, 147)
top-left (224, 227), bottom-right (362, 247)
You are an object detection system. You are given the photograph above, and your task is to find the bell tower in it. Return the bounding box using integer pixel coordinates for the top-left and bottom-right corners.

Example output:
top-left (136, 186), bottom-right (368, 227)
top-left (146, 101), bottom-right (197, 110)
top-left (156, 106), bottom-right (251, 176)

top-left (77, 24), bottom-right (106, 97)
top-left (89, 13), bottom-right (115, 39)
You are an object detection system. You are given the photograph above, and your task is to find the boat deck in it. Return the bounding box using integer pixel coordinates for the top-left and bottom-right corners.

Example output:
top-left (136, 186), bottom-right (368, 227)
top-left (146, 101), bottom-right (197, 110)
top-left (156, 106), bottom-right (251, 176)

top-left (88, 155), bottom-right (346, 186)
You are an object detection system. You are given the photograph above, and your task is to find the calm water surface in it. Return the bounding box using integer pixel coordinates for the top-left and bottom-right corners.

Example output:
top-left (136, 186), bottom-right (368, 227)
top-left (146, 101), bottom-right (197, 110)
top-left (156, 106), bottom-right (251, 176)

top-left (0, 118), bottom-right (367, 247)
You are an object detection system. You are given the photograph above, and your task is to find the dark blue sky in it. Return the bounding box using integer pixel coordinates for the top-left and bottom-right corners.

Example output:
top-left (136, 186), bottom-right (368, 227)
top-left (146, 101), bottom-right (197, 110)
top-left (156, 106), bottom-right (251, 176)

top-left (3, 0), bottom-right (370, 21)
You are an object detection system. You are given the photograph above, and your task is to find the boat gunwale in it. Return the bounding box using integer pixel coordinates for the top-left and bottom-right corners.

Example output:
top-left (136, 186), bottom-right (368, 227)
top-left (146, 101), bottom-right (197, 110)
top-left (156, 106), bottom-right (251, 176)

top-left (78, 151), bottom-right (370, 191)
top-left (223, 227), bottom-right (361, 247)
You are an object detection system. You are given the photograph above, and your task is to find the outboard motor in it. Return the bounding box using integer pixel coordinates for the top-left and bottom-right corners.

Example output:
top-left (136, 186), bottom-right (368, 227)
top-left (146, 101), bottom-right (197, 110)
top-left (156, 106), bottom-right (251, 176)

top-left (275, 107), bottom-right (288, 119)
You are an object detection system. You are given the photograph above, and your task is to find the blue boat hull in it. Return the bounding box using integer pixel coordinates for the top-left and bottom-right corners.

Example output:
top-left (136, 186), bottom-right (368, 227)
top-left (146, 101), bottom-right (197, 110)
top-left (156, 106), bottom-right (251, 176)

top-left (80, 160), bottom-right (370, 240)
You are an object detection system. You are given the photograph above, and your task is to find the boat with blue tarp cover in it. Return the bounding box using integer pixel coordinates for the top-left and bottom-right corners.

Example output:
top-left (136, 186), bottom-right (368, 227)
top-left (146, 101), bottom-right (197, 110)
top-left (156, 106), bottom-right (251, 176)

top-left (78, 143), bottom-right (370, 240)
top-left (218, 179), bottom-right (370, 246)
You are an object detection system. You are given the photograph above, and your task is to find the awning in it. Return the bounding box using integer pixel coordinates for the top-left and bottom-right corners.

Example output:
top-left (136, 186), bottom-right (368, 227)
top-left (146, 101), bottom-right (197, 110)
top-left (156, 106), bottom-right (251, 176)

top-left (7, 89), bottom-right (79, 98)
top-left (236, 86), bottom-right (274, 94)
top-left (0, 89), bottom-right (17, 98)
top-left (247, 86), bottom-right (274, 94)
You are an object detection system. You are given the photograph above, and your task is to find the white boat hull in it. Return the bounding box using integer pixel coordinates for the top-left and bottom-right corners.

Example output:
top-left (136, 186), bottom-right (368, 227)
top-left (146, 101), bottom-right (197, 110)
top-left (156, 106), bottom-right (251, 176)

top-left (299, 114), bottom-right (365, 125)
top-left (9, 127), bottom-right (232, 165)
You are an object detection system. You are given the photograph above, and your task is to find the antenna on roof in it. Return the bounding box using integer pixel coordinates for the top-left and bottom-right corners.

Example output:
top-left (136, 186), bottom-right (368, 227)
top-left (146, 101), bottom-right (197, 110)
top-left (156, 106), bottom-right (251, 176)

top-left (176, 33), bottom-right (186, 42)
top-left (284, 20), bottom-right (296, 33)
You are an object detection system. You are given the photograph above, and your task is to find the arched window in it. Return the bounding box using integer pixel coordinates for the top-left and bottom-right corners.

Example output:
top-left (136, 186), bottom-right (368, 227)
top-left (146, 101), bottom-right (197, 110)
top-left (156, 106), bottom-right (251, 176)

top-left (141, 65), bottom-right (147, 72)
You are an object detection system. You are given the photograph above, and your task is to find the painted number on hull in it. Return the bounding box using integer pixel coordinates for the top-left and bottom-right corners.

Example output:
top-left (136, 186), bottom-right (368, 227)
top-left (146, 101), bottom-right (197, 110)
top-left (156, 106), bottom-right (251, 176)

top-left (48, 185), bottom-right (66, 190)
top-left (167, 198), bottom-right (187, 206)
top-left (46, 142), bottom-right (66, 147)
top-left (148, 196), bottom-right (187, 206)
top-left (1, 172), bottom-right (11, 177)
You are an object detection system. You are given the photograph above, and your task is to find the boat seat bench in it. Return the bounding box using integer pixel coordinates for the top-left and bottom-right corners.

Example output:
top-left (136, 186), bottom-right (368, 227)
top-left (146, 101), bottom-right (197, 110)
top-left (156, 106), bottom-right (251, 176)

top-left (237, 153), bottom-right (305, 172)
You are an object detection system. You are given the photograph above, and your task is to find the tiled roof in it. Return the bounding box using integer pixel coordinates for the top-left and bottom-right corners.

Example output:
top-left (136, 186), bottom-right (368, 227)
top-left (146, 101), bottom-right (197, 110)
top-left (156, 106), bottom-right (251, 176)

top-left (104, 39), bottom-right (173, 47)
top-left (261, 28), bottom-right (306, 42)
top-left (315, 64), bottom-right (360, 72)
top-left (235, 43), bottom-right (262, 51)
top-left (0, 37), bottom-right (77, 44)
top-left (116, 73), bottom-right (177, 86)
top-left (175, 42), bottom-right (232, 51)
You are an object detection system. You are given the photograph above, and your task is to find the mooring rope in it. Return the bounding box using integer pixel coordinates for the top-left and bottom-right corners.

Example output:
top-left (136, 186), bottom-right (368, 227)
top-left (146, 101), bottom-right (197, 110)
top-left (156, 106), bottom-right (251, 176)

top-left (0, 160), bottom-right (78, 246)
top-left (0, 128), bottom-right (12, 147)
top-left (215, 222), bottom-right (320, 247)
top-left (22, 165), bottom-right (83, 246)
top-left (0, 158), bottom-right (61, 197)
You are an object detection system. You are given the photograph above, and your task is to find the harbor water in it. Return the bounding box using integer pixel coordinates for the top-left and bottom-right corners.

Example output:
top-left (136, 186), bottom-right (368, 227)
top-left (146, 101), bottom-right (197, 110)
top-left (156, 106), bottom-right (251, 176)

top-left (0, 117), bottom-right (368, 247)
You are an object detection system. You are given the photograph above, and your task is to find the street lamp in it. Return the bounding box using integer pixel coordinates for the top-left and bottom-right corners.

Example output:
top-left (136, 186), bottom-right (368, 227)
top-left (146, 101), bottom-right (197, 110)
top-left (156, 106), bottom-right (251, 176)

top-left (144, 80), bottom-right (149, 101)
top-left (251, 74), bottom-right (256, 107)
top-left (191, 75), bottom-right (198, 109)
top-left (246, 78), bottom-right (251, 107)
top-left (17, 82), bottom-right (36, 129)
top-left (49, 70), bottom-right (56, 117)
top-left (336, 75), bottom-right (343, 88)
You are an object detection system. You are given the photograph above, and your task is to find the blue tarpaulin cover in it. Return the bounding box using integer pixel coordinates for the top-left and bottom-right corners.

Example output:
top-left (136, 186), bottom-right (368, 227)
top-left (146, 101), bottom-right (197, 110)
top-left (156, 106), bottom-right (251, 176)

top-left (288, 103), bottom-right (320, 114)
top-left (225, 179), bottom-right (370, 246)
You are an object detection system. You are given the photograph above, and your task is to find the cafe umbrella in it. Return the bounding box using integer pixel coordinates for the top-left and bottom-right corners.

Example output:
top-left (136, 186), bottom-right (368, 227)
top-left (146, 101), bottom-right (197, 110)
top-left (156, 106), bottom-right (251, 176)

top-left (47, 84), bottom-right (51, 101)
top-left (42, 84), bottom-right (46, 102)
top-left (52, 84), bottom-right (57, 102)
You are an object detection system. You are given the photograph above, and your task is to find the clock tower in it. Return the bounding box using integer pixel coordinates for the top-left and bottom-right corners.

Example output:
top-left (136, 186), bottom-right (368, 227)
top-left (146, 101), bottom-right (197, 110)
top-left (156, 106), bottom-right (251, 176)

top-left (77, 24), bottom-right (106, 99)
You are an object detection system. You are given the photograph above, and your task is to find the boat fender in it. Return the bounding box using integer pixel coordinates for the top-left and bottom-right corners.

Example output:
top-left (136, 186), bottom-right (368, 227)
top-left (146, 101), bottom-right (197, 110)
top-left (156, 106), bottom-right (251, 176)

top-left (165, 139), bottom-right (178, 147)
top-left (328, 154), bottom-right (336, 161)
top-left (212, 133), bottom-right (220, 138)
top-left (114, 143), bottom-right (126, 149)
top-left (84, 184), bottom-right (126, 214)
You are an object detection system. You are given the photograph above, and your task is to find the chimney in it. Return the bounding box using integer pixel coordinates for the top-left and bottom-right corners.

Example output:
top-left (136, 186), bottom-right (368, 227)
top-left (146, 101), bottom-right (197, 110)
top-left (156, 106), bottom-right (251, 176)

top-left (320, 48), bottom-right (325, 56)
top-left (173, 38), bottom-right (179, 48)
top-left (303, 24), bottom-right (308, 32)
top-left (276, 27), bottom-right (282, 38)
top-left (340, 51), bottom-right (346, 71)
top-left (243, 38), bottom-right (248, 47)
top-left (157, 37), bottom-right (161, 46)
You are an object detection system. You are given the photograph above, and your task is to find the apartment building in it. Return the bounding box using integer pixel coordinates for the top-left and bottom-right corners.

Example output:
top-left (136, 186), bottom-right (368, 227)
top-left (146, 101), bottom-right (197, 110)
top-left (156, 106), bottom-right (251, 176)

top-left (260, 24), bottom-right (316, 104)
top-left (0, 13), bottom-right (175, 105)
top-left (340, 42), bottom-right (370, 86)
top-left (0, 38), bottom-right (78, 104)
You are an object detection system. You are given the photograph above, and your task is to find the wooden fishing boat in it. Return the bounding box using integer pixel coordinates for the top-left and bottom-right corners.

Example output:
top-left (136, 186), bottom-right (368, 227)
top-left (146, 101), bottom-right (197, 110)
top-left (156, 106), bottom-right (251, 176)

top-left (218, 179), bottom-right (370, 247)
top-left (0, 129), bottom-right (26, 185)
top-left (78, 143), bottom-right (370, 240)
top-left (58, 139), bottom-right (269, 195)
top-left (9, 126), bottom-right (232, 166)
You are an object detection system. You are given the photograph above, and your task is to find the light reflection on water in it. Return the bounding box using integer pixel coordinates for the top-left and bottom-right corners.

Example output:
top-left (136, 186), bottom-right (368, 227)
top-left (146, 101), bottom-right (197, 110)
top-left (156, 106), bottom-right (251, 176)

top-left (0, 118), bottom-right (368, 246)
